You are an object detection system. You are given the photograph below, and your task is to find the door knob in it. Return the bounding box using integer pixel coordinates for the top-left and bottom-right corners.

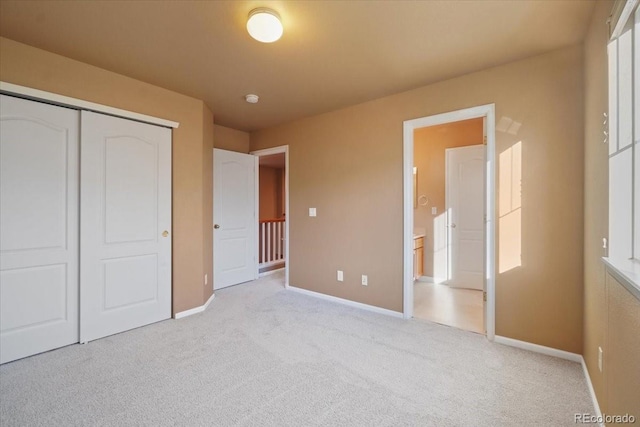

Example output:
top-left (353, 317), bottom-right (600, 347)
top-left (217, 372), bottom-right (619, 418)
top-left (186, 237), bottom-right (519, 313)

top-left (214, 224), bottom-right (220, 229)
top-left (162, 230), bottom-right (169, 237)
top-left (450, 223), bottom-right (456, 228)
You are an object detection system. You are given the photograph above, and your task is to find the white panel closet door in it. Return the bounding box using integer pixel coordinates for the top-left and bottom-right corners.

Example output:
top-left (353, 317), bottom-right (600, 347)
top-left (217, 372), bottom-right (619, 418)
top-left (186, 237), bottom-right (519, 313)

top-left (0, 95), bottom-right (79, 363)
top-left (80, 111), bottom-right (171, 343)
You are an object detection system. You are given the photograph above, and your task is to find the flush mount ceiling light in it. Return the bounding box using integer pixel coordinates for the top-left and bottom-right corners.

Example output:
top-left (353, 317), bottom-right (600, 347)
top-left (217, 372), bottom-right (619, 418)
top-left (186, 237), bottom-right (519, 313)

top-left (247, 8), bottom-right (283, 43)
top-left (245, 94), bottom-right (259, 104)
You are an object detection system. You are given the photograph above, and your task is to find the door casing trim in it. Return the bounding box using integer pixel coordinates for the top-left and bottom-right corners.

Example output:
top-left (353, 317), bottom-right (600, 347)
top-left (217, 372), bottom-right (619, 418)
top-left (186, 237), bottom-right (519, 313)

top-left (1, 81), bottom-right (179, 128)
top-left (250, 145), bottom-right (290, 287)
top-left (403, 104), bottom-right (496, 340)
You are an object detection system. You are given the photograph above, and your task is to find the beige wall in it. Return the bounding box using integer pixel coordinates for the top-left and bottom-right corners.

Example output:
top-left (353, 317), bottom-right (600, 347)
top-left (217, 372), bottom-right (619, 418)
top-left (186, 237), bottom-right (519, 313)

top-left (604, 273), bottom-right (640, 422)
top-left (413, 118), bottom-right (484, 277)
top-left (203, 105), bottom-right (214, 304)
top-left (251, 45), bottom-right (585, 352)
top-left (214, 124), bottom-right (249, 153)
top-left (582, 0), bottom-right (611, 408)
top-left (583, 1), bottom-right (640, 421)
top-left (0, 37), bottom-right (212, 314)
top-left (259, 166), bottom-right (284, 221)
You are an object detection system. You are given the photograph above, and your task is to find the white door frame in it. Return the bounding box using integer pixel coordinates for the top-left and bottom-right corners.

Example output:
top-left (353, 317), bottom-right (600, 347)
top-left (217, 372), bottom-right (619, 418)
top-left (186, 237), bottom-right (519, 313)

top-left (250, 145), bottom-right (290, 287)
top-left (0, 82), bottom-right (179, 129)
top-left (403, 104), bottom-right (496, 340)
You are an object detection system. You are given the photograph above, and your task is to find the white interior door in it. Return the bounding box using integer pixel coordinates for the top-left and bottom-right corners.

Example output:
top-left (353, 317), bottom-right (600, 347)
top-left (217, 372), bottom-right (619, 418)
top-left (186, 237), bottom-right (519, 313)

top-left (80, 111), bottom-right (171, 343)
top-left (446, 145), bottom-right (485, 290)
top-left (0, 95), bottom-right (79, 363)
top-left (213, 148), bottom-right (257, 289)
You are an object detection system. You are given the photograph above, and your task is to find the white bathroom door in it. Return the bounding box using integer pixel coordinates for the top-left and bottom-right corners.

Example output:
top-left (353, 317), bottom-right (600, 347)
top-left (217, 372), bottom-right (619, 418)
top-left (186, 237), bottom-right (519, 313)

top-left (213, 149), bottom-right (257, 289)
top-left (80, 111), bottom-right (171, 343)
top-left (0, 95), bottom-right (79, 363)
top-left (446, 145), bottom-right (485, 290)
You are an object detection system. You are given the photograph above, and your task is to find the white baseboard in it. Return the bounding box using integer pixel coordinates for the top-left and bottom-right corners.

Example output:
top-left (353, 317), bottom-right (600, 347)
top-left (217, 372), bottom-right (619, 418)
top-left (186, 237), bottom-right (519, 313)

top-left (174, 293), bottom-right (215, 319)
top-left (581, 357), bottom-right (604, 426)
top-left (494, 335), bottom-right (582, 362)
top-left (288, 285), bottom-right (403, 318)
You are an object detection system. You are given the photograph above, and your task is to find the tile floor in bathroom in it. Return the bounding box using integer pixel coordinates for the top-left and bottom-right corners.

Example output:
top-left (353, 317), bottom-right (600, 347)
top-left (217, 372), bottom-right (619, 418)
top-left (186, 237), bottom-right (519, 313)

top-left (413, 281), bottom-right (484, 334)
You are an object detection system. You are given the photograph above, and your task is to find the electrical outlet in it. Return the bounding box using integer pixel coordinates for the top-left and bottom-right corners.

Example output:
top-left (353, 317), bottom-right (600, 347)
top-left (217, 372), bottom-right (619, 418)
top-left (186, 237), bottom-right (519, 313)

top-left (598, 347), bottom-right (603, 372)
top-left (337, 270), bottom-right (344, 282)
top-left (361, 275), bottom-right (368, 286)
top-left (432, 207), bottom-right (437, 215)
top-left (204, 274), bottom-right (208, 286)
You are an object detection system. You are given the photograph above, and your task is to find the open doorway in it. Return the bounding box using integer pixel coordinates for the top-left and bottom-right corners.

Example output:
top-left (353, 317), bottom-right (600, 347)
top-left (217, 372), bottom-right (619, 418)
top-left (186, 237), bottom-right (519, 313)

top-left (412, 119), bottom-right (485, 333)
top-left (250, 146), bottom-right (290, 286)
top-left (403, 104), bottom-right (496, 340)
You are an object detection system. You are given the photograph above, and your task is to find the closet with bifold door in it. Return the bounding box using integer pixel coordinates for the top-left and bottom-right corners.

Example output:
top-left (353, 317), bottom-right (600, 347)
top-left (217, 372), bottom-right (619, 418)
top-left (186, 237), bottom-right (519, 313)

top-left (0, 94), bottom-right (173, 364)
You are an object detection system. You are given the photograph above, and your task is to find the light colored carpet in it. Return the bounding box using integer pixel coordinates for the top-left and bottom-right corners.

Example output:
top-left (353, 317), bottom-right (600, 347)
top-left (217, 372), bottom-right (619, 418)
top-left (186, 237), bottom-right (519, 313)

top-left (1, 271), bottom-right (596, 426)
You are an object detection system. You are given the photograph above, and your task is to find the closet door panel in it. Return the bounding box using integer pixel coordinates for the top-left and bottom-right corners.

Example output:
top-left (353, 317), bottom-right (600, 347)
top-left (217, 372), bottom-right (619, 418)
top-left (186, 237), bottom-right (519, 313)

top-left (0, 95), bottom-right (79, 364)
top-left (104, 135), bottom-right (158, 243)
top-left (80, 111), bottom-right (171, 343)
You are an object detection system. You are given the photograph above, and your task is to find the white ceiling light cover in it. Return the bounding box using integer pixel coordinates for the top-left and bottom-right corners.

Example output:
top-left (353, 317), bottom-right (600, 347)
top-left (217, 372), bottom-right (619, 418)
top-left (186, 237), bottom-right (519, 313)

top-left (245, 94), bottom-right (259, 103)
top-left (247, 8), bottom-right (283, 43)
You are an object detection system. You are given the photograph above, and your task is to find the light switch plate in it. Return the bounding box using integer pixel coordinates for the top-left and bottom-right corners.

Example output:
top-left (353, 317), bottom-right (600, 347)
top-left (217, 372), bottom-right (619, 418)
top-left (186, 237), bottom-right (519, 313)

top-left (432, 207), bottom-right (437, 215)
top-left (309, 208), bottom-right (317, 217)
top-left (337, 270), bottom-right (343, 282)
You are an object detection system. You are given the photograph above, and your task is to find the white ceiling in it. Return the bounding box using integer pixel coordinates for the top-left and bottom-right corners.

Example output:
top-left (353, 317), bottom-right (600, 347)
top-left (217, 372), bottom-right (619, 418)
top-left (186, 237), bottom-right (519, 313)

top-left (0, 1), bottom-right (596, 131)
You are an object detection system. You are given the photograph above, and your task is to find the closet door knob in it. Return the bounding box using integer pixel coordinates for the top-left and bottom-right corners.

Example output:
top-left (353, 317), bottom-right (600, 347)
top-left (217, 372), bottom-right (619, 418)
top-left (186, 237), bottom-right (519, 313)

top-left (162, 230), bottom-right (169, 237)
top-left (214, 224), bottom-right (220, 229)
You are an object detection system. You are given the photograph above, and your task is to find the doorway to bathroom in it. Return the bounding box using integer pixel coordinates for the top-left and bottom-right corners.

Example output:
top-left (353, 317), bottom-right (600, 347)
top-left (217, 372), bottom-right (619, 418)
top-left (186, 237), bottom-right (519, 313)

top-left (403, 104), bottom-right (496, 339)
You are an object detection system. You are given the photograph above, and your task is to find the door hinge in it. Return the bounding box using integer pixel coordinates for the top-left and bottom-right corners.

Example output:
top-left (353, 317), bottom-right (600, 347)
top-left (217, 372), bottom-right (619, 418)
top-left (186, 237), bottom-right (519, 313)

top-left (483, 291), bottom-right (487, 302)
top-left (483, 136), bottom-right (487, 145)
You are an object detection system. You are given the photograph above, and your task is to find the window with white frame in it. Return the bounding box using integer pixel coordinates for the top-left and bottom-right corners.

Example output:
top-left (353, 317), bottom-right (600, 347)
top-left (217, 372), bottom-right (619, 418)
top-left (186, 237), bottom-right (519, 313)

top-left (608, 0), bottom-right (640, 262)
